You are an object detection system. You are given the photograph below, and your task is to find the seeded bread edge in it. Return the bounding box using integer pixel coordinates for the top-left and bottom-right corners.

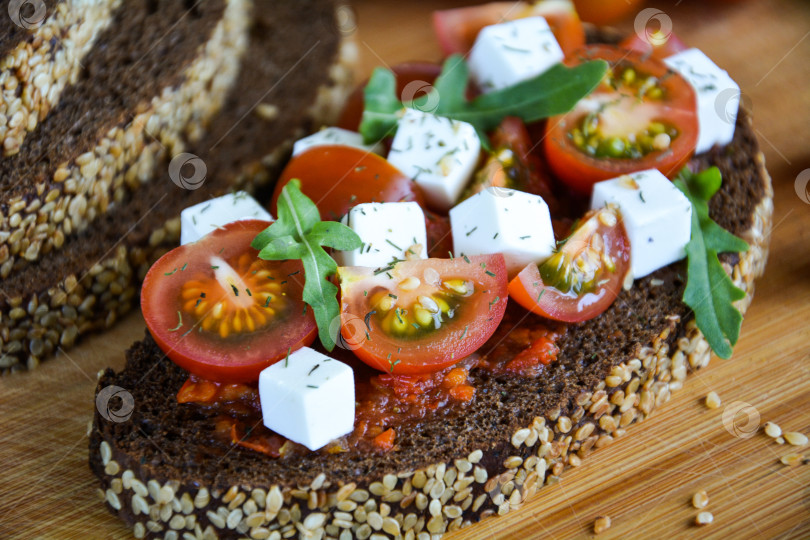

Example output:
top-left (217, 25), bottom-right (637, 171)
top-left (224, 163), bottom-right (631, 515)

top-left (0, 7), bottom-right (355, 375)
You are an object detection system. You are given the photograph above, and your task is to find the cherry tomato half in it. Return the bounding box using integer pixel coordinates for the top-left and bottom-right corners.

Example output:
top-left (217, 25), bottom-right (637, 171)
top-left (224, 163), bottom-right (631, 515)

top-left (544, 45), bottom-right (698, 195)
top-left (461, 117), bottom-right (558, 213)
top-left (424, 209), bottom-right (454, 259)
top-left (337, 255), bottom-right (509, 375)
top-left (141, 220), bottom-right (317, 383)
top-left (508, 206), bottom-right (630, 322)
top-left (572, 0), bottom-right (645, 26)
top-left (271, 145), bottom-right (424, 221)
top-left (432, 1), bottom-right (585, 58)
top-left (619, 32), bottom-right (688, 61)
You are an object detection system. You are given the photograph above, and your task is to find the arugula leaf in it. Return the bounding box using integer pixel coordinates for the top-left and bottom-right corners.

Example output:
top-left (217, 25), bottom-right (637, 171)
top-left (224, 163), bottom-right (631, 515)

top-left (431, 55), bottom-right (469, 115)
top-left (251, 180), bottom-right (362, 351)
top-left (359, 67), bottom-right (402, 144)
top-left (359, 54), bottom-right (608, 144)
top-left (674, 167), bottom-right (749, 359)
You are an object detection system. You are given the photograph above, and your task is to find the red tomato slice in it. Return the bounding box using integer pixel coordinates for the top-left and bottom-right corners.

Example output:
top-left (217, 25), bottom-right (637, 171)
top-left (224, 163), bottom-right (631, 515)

top-left (337, 255), bottom-right (509, 375)
top-left (141, 220), bottom-right (317, 383)
top-left (544, 45), bottom-right (699, 195)
top-left (432, 1), bottom-right (585, 58)
top-left (573, 0), bottom-right (644, 26)
top-left (424, 209), bottom-right (454, 259)
top-left (462, 117), bottom-right (559, 213)
top-left (271, 145), bottom-right (424, 221)
top-left (337, 62), bottom-right (443, 133)
top-left (619, 32), bottom-right (688, 61)
top-left (508, 206), bottom-right (630, 322)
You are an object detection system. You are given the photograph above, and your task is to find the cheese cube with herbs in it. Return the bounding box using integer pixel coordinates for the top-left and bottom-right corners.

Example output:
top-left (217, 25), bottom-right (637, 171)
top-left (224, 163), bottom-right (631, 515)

top-left (292, 126), bottom-right (383, 156)
top-left (468, 16), bottom-right (564, 93)
top-left (387, 108), bottom-right (481, 211)
top-left (180, 191), bottom-right (272, 245)
top-left (591, 169), bottom-right (692, 279)
top-left (335, 201), bottom-right (428, 268)
top-left (664, 48), bottom-right (740, 154)
top-left (258, 347), bottom-right (354, 451)
top-left (450, 187), bottom-right (555, 278)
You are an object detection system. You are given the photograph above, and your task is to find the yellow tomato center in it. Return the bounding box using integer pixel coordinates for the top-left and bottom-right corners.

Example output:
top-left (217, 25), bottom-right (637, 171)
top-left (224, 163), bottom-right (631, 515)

top-left (179, 252), bottom-right (287, 339)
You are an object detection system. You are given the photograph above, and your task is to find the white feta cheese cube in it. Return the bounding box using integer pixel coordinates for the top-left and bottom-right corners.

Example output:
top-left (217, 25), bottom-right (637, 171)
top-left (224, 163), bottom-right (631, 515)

top-left (664, 48), bottom-right (740, 154)
top-left (335, 201), bottom-right (428, 268)
top-left (258, 347), bottom-right (354, 451)
top-left (180, 191), bottom-right (272, 245)
top-left (292, 127), bottom-right (383, 156)
top-left (591, 169), bottom-right (692, 279)
top-left (387, 108), bottom-right (481, 211)
top-left (468, 16), bottom-right (564, 93)
top-left (449, 187), bottom-right (555, 278)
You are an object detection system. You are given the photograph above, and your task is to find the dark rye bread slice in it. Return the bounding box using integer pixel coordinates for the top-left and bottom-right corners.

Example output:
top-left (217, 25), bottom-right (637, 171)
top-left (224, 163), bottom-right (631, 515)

top-left (0, 0), bottom-right (235, 275)
top-left (0, 0), bottom-right (60, 56)
top-left (89, 105), bottom-right (772, 539)
top-left (0, 0), bottom-right (121, 157)
top-left (0, 1), bottom-right (51, 54)
top-left (0, 0), bottom-right (226, 197)
top-left (0, 0), bottom-right (350, 373)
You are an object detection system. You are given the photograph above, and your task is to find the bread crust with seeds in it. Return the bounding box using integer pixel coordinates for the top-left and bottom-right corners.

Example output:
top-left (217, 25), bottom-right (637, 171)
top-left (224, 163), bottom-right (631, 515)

top-left (0, 0), bottom-right (122, 156)
top-left (89, 97), bottom-right (772, 538)
top-left (0, 0), bottom-right (353, 374)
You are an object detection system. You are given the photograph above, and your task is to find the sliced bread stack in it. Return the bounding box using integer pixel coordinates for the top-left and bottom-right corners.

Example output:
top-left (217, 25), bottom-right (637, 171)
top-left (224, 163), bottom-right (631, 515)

top-left (0, 0), bottom-right (354, 373)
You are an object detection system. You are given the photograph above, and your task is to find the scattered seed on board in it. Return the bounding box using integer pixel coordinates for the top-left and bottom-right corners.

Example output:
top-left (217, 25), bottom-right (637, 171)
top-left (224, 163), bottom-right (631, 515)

top-left (776, 436), bottom-right (785, 444)
top-left (780, 453), bottom-right (805, 466)
top-left (704, 391), bottom-right (721, 409)
top-left (764, 422), bottom-right (782, 438)
top-left (695, 511), bottom-right (713, 525)
top-left (593, 516), bottom-right (611, 534)
top-left (692, 490), bottom-right (709, 509)
top-left (783, 432), bottom-right (809, 446)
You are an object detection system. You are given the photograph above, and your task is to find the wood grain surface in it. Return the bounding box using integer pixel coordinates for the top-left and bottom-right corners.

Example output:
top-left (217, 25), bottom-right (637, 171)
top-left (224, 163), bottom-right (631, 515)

top-left (1, 1), bottom-right (809, 538)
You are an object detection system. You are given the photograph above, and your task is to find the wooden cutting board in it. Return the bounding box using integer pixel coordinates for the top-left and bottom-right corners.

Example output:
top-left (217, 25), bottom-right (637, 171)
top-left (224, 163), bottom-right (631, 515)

top-left (2, 1), bottom-right (809, 538)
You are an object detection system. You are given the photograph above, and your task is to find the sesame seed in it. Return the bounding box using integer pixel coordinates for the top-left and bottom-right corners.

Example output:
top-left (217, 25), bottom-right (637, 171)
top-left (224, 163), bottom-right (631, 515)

top-left (474, 466), bottom-right (488, 484)
top-left (206, 510), bottom-right (225, 529)
top-left (695, 511), bottom-right (713, 525)
top-left (104, 460), bottom-right (120, 476)
top-left (704, 391), bottom-right (721, 409)
top-left (780, 453), bottom-right (805, 466)
top-left (105, 489), bottom-right (121, 511)
top-left (382, 473), bottom-right (398, 491)
top-left (303, 512), bottom-right (326, 530)
top-left (764, 421), bottom-right (782, 438)
top-left (366, 511), bottom-right (383, 530)
top-left (692, 489), bottom-right (709, 509)
top-left (100, 441), bottom-right (112, 465)
top-left (784, 432), bottom-right (809, 446)
top-left (593, 516), bottom-right (611, 534)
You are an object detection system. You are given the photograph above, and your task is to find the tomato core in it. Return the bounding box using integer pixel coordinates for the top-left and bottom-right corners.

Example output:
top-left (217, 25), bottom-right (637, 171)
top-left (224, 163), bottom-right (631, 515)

top-left (180, 252), bottom-right (290, 339)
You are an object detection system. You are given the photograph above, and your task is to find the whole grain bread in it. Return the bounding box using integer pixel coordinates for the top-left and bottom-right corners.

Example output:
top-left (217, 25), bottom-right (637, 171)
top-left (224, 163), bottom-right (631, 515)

top-left (0, 0), bottom-right (351, 373)
top-left (0, 0), bottom-right (121, 157)
top-left (89, 100), bottom-right (773, 538)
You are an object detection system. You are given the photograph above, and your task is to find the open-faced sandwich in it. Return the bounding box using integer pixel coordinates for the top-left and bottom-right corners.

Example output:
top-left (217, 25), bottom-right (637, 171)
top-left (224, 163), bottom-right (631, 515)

top-left (90, 2), bottom-right (773, 539)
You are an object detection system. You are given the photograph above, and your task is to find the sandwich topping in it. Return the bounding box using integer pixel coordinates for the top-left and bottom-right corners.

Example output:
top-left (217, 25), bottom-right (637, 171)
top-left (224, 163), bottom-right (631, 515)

top-left (337, 254), bottom-right (508, 375)
top-left (141, 220), bottom-right (317, 383)
top-left (140, 1), bottom-right (749, 457)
